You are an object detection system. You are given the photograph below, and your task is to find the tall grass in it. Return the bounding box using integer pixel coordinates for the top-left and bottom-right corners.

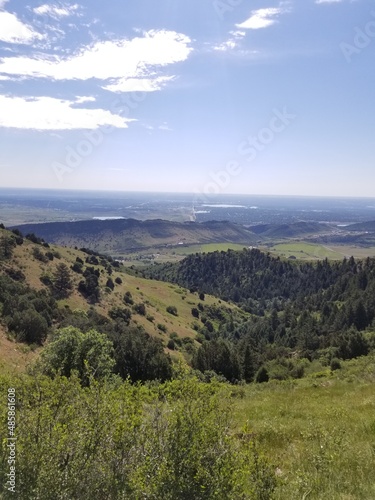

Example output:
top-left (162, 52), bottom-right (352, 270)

top-left (234, 355), bottom-right (375, 499)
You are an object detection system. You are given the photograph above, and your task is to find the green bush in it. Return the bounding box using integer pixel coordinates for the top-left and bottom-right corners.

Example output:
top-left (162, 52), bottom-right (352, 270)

top-left (330, 358), bottom-right (342, 371)
top-left (0, 375), bottom-right (276, 499)
top-left (255, 366), bottom-right (269, 383)
top-left (166, 305), bottom-right (178, 316)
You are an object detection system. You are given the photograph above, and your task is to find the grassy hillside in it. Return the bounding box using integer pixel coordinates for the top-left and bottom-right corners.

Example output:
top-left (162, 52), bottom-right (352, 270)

top-left (1, 356), bottom-right (374, 499)
top-left (234, 354), bottom-right (375, 499)
top-left (266, 242), bottom-right (344, 260)
top-left (0, 227), bottom-right (247, 371)
top-left (248, 221), bottom-right (333, 238)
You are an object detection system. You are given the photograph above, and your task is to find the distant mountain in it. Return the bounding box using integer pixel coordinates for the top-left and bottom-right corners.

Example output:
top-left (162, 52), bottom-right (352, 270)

top-left (247, 221), bottom-right (332, 239)
top-left (12, 218), bottom-right (261, 255)
top-left (345, 221), bottom-right (375, 232)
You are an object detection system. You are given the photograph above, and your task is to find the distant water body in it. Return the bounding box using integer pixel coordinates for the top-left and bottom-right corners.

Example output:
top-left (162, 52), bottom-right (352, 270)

top-left (1, 188), bottom-right (375, 226)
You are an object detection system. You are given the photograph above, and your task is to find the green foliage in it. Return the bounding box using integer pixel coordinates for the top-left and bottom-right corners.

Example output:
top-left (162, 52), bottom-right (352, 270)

top-left (330, 358), bottom-right (341, 371)
top-left (123, 291), bottom-right (134, 305)
top-left (106, 277), bottom-right (115, 290)
top-left (7, 308), bottom-right (49, 344)
top-left (167, 339), bottom-right (175, 350)
top-left (0, 234), bottom-right (16, 259)
top-left (255, 366), bottom-right (269, 383)
top-left (191, 307), bottom-right (199, 318)
top-left (109, 326), bottom-right (172, 382)
top-left (0, 375), bottom-right (276, 499)
top-left (133, 302), bottom-right (146, 316)
top-left (78, 267), bottom-right (100, 303)
top-left (193, 339), bottom-right (241, 383)
top-left (166, 305), bottom-right (178, 316)
top-left (108, 306), bottom-right (132, 324)
top-left (52, 262), bottom-right (73, 298)
top-left (39, 326), bottom-right (115, 385)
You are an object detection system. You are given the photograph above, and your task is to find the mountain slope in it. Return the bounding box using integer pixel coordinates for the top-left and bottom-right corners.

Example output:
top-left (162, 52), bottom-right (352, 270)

top-left (0, 226), bottom-right (247, 372)
top-left (248, 221), bottom-right (333, 238)
top-left (12, 218), bottom-right (261, 255)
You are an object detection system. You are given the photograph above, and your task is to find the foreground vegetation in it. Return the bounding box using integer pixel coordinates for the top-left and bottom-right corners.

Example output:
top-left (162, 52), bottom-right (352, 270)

top-left (1, 356), bottom-right (375, 499)
top-left (0, 374), bottom-right (276, 499)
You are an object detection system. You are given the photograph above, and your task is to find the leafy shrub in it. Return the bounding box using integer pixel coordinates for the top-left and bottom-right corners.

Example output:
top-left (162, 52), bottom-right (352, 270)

top-left (133, 303), bottom-right (146, 316)
top-left (255, 366), bottom-right (269, 383)
top-left (7, 309), bottom-right (49, 344)
top-left (167, 339), bottom-right (175, 350)
top-left (191, 307), bottom-right (199, 318)
top-left (124, 291), bottom-right (134, 305)
top-left (166, 305), bottom-right (178, 316)
top-left (39, 326), bottom-right (115, 385)
top-left (32, 246), bottom-right (49, 263)
top-left (330, 358), bottom-right (342, 371)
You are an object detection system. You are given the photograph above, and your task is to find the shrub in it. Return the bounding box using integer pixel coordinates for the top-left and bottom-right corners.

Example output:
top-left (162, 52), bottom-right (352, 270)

top-left (166, 305), bottom-right (178, 316)
top-left (124, 291), bottom-right (134, 305)
top-left (133, 303), bottom-right (146, 316)
top-left (255, 366), bottom-right (269, 383)
top-left (330, 358), bottom-right (342, 371)
top-left (32, 246), bottom-right (49, 263)
top-left (191, 307), bottom-right (199, 318)
top-left (7, 309), bottom-right (49, 344)
top-left (167, 339), bottom-right (175, 350)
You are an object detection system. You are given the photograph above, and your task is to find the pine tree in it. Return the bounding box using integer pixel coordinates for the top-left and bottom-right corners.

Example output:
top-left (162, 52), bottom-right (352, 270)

top-left (52, 263), bottom-right (73, 298)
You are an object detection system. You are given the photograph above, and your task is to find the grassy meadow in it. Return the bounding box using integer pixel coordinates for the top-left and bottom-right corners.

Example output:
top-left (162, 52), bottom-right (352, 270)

top-left (267, 242), bottom-right (345, 260)
top-left (232, 355), bottom-right (375, 499)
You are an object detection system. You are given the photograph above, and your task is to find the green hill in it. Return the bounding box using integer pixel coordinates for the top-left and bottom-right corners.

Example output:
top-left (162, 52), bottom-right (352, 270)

top-left (248, 221), bottom-right (333, 238)
top-left (0, 226), bottom-right (247, 375)
top-left (12, 218), bottom-right (261, 255)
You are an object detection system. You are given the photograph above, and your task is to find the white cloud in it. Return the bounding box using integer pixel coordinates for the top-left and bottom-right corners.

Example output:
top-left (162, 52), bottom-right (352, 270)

top-left (0, 11), bottom-right (44, 44)
top-left (214, 40), bottom-right (238, 52)
top-left (213, 30), bottom-right (245, 52)
top-left (236, 7), bottom-right (285, 30)
top-left (0, 30), bottom-right (192, 92)
top-left (0, 95), bottom-right (133, 130)
top-left (315, 0), bottom-right (342, 3)
top-left (0, 0), bottom-right (9, 8)
top-left (33, 3), bottom-right (80, 19)
top-left (75, 95), bottom-right (96, 103)
top-left (104, 75), bottom-right (175, 93)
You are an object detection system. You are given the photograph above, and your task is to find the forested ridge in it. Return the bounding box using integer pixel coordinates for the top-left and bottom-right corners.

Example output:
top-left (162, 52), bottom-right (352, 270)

top-left (145, 249), bottom-right (375, 381)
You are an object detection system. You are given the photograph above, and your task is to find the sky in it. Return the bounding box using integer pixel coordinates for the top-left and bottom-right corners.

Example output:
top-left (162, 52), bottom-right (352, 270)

top-left (0, 0), bottom-right (374, 197)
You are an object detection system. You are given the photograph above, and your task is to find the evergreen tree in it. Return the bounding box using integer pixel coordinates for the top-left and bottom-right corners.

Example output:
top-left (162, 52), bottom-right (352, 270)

top-left (52, 263), bottom-right (73, 298)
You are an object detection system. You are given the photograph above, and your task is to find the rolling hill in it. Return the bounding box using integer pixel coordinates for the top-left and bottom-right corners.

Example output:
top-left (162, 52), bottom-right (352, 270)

top-left (11, 218), bottom-right (261, 255)
top-left (248, 221), bottom-right (333, 238)
top-left (0, 226), bottom-right (247, 373)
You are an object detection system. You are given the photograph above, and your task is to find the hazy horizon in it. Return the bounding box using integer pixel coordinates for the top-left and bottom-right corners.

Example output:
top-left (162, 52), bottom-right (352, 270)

top-left (2, 186), bottom-right (375, 201)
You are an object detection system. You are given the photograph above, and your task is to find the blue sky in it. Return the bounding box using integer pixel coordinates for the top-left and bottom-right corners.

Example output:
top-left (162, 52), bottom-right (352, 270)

top-left (0, 0), bottom-right (374, 196)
